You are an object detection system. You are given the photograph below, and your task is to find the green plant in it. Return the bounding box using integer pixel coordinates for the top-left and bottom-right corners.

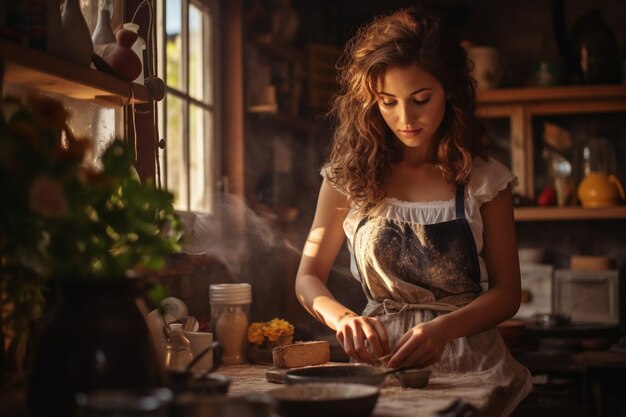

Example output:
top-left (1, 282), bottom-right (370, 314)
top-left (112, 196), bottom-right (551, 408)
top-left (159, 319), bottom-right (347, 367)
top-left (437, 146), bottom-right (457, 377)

top-left (0, 94), bottom-right (182, 343)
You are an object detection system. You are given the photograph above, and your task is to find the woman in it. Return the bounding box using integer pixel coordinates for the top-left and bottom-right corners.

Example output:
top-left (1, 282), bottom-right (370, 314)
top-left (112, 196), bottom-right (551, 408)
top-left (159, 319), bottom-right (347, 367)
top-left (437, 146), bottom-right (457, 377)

top-left (294, 6), bottom-right (532, 416)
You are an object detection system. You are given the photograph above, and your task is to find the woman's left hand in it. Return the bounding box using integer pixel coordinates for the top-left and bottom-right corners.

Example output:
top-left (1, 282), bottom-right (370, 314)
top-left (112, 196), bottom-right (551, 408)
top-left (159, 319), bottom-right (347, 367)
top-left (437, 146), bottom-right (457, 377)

top-left (387, 320), bottom-right (449, 369)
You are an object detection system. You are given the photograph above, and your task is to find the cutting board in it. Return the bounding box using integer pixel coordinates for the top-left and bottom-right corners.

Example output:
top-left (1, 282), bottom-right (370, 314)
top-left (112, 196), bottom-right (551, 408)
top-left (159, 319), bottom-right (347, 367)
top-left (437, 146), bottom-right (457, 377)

top-left (265, 367), bottom-right (287, 384)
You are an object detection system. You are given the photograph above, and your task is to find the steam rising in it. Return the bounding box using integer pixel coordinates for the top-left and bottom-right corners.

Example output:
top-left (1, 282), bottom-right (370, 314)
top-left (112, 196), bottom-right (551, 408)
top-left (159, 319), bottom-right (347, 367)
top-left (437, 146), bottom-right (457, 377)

top-left (178, 194), bottom-right (354, 282)
top-left (178, 194), bottom-right (301, 278)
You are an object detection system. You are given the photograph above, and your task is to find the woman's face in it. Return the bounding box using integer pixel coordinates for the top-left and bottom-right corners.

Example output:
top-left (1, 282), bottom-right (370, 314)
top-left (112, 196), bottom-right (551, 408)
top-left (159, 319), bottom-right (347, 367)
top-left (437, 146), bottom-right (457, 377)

top-left (376, 63), bottom-right (447, 154)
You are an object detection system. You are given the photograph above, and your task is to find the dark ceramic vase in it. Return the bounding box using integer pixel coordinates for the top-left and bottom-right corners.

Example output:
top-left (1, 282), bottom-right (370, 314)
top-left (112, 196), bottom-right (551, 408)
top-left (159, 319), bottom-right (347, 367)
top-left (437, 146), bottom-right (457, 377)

top-left (570, 9), bottom-right (620, 84)
top-left (27, 278), bottom-right (165, 417)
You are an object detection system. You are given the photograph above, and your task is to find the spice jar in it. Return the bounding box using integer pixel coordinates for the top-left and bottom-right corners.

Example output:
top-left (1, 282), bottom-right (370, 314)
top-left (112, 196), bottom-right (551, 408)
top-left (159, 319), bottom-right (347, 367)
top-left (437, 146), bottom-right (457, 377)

top-left (209, 283), bottom-right (251, 365)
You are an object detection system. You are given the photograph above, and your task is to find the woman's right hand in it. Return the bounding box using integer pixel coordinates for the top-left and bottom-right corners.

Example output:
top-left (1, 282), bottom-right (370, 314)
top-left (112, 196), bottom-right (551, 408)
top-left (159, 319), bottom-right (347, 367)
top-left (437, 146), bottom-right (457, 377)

top-left (335, 315), bottom-right (391, 364)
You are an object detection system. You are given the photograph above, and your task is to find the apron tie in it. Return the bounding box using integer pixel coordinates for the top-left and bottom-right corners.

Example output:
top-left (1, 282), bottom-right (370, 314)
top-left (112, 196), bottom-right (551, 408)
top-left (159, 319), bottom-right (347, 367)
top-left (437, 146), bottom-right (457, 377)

top-left (369, 298), bottom-right (461, 318)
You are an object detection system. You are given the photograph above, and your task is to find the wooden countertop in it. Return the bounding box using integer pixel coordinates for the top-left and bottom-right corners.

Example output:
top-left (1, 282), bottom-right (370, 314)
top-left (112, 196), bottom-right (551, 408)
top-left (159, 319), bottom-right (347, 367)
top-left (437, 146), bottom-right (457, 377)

top-left (214, 364), bottom-right (510, 417)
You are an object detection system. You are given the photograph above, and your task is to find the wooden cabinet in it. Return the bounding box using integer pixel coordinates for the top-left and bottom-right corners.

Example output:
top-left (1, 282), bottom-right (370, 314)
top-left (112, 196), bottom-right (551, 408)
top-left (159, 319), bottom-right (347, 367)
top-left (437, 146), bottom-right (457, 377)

top-left (477, 84), bottom-right (626, 221)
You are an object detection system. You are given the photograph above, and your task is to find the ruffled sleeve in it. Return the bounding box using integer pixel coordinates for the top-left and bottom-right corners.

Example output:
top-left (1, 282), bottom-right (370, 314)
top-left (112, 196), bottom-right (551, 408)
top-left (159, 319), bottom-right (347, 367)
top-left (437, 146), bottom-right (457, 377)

top-left (320, 164), bottom-right (349, 196)
top-left (468, 157), bottom-right (518, 206)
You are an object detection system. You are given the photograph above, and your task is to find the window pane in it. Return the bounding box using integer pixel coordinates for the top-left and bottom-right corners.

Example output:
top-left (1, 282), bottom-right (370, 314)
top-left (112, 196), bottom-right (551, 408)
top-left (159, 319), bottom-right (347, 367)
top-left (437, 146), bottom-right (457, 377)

top-left (166, 0), bottom-right (184, 91)
top-left (205, 10), bottom-right (213, 105)
top-left (62, 97), bottom-right (122, 168)
top-left (189, 4), bottom-right (204, 101)
top-left (166, 94), bottom-right (187, 209)
top-left (157, 0), bottom-right (164, 84)
top-left (190, 106), bottom-right (213, 212)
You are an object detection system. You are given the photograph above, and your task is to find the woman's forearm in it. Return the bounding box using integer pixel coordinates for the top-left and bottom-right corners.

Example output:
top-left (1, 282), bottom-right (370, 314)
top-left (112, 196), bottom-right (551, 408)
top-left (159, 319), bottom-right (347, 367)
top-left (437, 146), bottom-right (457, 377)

top-left (433, 283), bottom-right (520, 342)
top-left (295, 274), bottom-right (358, 331)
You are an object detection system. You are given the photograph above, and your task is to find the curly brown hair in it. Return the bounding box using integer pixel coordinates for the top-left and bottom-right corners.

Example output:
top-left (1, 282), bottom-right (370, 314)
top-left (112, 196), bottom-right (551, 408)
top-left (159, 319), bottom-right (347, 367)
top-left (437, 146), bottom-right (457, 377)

top-left (325, 7), bottom-right (489, 213)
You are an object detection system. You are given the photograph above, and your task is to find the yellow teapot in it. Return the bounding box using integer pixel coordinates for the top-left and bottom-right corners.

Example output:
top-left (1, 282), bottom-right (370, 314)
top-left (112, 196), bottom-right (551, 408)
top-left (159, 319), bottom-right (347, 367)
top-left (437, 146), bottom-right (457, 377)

top-left (577, 173), bottom-right (625, 207)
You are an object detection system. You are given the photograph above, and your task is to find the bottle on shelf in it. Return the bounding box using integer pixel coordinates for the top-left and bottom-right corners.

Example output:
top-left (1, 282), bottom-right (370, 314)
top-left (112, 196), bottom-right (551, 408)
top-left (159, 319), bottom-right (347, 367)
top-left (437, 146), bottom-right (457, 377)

top-left (164, 323), bottom-right (193, 371)
top-left (61, 0), bottom-right (94, 67)
top-left (92, 0), bottom-right (116, 47)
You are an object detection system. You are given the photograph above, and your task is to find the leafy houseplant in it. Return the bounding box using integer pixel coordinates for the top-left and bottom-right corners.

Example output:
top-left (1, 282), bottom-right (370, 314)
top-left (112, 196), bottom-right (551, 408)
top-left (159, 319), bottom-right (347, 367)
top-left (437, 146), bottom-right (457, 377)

top-left (0, 94), bottom-right (182, 409)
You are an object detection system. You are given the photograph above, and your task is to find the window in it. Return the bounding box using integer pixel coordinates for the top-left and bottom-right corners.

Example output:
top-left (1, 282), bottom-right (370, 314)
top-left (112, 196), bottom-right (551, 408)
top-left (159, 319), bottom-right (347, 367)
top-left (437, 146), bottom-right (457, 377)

top-left (157, 0), bottom-right (220, 212)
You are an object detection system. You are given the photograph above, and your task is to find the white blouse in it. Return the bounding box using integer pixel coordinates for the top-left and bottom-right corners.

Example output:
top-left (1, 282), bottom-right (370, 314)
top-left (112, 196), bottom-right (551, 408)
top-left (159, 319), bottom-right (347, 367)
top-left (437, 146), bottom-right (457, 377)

top-left (323, 157), bottom-right (518, 284)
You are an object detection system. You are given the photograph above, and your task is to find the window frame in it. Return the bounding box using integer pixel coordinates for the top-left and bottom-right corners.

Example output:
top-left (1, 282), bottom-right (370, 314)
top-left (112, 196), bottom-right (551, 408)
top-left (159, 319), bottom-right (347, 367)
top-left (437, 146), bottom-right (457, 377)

top-left (157, 0), bottom-right (222, 213)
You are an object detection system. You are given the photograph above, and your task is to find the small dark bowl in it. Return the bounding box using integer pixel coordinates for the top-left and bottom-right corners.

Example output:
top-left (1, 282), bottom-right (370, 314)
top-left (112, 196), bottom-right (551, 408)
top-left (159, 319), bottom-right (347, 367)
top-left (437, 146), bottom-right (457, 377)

top-left (283, 365), bottom-right (386, 386)
top-left (269, 382), bottom-right (379, 417)
top-left (394, 369), bottom-right (431, 388)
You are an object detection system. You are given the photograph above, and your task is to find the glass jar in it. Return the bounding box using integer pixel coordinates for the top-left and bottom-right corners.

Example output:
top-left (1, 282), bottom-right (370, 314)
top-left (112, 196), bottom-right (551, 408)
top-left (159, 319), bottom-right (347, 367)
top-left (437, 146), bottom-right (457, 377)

top-left (164, 323), bottom-right (193, 370)
top-left (582, 136), bottom-right (615, 176)
top-left (209, 284), bottom-right (252, 365)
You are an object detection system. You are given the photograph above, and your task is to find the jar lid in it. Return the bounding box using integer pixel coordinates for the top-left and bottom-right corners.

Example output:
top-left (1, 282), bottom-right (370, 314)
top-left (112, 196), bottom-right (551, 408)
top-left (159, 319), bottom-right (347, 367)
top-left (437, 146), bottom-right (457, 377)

top-left (210, 283), bottom-right (252, 304)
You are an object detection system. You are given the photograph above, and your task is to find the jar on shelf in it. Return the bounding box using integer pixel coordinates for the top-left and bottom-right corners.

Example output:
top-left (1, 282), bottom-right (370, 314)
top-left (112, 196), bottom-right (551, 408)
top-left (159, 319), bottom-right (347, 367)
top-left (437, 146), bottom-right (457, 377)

top-left (209, 283), bottom-right (252, 366)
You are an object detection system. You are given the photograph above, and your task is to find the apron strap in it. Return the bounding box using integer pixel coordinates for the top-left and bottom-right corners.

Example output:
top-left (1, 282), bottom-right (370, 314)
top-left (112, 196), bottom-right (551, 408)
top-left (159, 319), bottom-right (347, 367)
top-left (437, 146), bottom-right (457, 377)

top-left (455, 184), bottom-right (465, 220)
top-left (367, 298), bottom-right (466, 319)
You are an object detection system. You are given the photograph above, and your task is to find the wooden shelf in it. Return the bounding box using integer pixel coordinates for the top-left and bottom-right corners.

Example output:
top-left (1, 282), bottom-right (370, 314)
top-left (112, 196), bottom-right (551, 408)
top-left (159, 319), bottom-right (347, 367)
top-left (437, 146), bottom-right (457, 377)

top-left (477, 84), bottom-right (626, 105)
top-left (515, 206), bottom-right (626, 221)
top-left (0, 39), bottom-right (149, 106)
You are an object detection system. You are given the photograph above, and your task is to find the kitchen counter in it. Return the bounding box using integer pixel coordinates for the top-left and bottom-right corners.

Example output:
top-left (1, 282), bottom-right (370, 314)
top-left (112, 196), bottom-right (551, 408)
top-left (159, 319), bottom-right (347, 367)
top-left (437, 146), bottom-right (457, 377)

top-left (1, 363), bottom-right (521, 417)
top-left (214, 364), bottom-right (514, 417)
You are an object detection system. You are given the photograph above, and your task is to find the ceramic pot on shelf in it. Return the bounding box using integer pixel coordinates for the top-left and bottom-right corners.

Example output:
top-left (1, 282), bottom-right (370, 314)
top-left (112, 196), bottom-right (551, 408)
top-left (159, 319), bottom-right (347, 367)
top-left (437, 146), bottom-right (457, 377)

top-left (101, 28), bottom-right (142, 81)
top-left (577, 136), bottom-right (625, 207)
top-left (61, 0), bottom-right (94, 66)
top-left (577, 173), bottom-right (625, 208)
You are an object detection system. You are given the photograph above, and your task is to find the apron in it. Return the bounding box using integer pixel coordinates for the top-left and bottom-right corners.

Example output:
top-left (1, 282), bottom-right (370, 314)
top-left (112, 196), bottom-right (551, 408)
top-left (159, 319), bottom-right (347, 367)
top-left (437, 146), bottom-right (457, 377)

top-left (351, 184), bottom-right (533, 416)
top-left (353, 184), bottom-right (481, 320)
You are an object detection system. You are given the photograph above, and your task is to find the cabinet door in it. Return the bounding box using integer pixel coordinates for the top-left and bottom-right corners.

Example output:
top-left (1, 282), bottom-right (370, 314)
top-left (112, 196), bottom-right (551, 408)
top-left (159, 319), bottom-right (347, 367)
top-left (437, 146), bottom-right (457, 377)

top-left (479, 104), bottom-right (531, 198)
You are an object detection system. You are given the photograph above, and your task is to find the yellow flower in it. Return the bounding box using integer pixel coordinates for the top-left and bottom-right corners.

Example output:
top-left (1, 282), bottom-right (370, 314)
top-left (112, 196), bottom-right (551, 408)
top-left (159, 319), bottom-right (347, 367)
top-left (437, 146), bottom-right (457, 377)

top-left (247, 322), bottom-right (265, 345)
top-left (247, 318), bottom-right (294, 346)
